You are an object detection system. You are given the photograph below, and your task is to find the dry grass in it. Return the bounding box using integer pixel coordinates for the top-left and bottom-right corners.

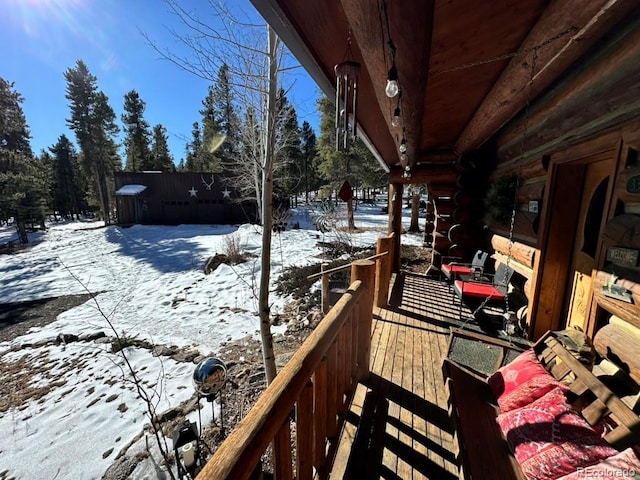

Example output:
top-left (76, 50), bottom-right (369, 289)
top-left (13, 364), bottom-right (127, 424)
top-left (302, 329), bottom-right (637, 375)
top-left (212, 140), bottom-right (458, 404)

top-left (0, 350), bottom-right (62, 413)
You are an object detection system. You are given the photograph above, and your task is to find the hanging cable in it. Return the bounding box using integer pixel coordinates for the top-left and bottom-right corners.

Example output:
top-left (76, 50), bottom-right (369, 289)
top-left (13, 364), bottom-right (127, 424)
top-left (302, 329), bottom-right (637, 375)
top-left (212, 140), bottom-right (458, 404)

top-left (503, 45), bottom-right (538, 338)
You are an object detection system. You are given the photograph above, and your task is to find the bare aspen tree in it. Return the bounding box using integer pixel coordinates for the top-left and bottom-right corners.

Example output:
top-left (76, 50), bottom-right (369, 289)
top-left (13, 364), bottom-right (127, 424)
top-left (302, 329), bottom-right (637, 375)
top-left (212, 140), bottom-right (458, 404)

top-left (144, 1), bottom-right (301, 383)
top-left (259, 26), bottom-right (279, 383)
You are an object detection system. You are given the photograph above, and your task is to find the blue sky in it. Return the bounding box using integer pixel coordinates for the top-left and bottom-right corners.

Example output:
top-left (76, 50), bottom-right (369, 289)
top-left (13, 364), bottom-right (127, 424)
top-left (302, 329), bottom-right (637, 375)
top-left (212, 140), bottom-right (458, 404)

top-left (1, 0), bottom-right (321, 164)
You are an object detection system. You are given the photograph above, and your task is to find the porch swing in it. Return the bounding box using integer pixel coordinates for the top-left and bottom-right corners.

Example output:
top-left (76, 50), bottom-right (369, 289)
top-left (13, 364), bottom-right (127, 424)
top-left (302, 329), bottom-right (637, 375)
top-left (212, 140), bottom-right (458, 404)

top-left (452, 183), bottom-right (517, 330)
top-left (451, 43), bottom-right (538, 334)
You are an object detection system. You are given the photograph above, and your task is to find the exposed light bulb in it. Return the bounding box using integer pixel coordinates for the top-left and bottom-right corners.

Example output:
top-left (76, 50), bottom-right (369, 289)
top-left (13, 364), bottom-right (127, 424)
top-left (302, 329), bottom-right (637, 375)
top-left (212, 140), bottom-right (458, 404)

top-left (385, 79), bottom-right (399, 98)
top-left (399, 138), bottom-right (407, 154)
top-left (391, 107), bottom-right (401, 127)
top-left (385, 65), bottom-right (399, 98)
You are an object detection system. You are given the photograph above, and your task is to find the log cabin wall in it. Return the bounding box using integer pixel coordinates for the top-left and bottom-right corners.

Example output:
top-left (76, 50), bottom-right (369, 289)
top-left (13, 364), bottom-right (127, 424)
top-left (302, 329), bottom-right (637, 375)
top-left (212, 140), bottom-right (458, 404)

top-left (486, 13), bottom-right (640, 341)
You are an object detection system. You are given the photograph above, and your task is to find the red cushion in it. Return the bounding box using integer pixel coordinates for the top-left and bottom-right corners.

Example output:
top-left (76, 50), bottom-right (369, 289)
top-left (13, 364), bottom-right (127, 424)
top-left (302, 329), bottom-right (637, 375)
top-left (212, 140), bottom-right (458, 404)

top-left (488, 349), bottom-right (567, 412)
top-left (442, 264), bottom-right (473, 278)
top-left (454, 279), bottom-right (505, 300)
top-left (497, 373), bottom-right (569, 413)
top-left (497, 387), bottom-right (618, 480)
top-left (556, 447), bottom-right (640, 479)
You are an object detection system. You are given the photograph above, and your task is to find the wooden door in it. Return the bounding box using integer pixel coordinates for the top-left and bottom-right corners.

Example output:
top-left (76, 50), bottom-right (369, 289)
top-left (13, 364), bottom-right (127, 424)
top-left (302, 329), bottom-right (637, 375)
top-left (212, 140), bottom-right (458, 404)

top-left (565, 159), bottom-right (611, 330)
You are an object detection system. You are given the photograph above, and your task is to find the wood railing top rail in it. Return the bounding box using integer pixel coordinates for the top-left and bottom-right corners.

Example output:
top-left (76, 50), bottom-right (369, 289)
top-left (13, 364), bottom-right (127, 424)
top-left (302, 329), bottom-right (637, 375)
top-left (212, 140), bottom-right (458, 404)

top-left (196, 280), bottom-right (366, 480)
top-left (306, 251), bottom-right (388, 281)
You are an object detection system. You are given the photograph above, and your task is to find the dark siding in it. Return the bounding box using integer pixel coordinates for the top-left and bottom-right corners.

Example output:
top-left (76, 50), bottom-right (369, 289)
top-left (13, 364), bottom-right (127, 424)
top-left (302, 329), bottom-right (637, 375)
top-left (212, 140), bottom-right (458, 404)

top-left (114, 172), bottom-right (258, 225)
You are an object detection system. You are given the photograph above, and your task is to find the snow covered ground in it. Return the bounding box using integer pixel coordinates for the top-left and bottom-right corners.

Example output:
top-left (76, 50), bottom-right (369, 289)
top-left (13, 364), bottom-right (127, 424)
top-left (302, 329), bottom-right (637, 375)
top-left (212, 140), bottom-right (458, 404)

top-left (0, 203), bottom-right (424, 480)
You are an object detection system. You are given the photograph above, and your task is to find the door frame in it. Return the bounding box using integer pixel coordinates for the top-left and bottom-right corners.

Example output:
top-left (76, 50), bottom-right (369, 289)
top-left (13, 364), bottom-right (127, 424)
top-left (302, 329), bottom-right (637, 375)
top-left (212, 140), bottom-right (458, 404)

top-left (528, 131), bottom-right (621, 339)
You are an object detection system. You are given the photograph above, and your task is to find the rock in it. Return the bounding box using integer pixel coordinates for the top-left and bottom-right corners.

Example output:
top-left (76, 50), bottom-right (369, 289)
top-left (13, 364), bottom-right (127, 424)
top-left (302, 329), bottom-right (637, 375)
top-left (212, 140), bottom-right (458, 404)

top-left (276, 352), bottom-right (294, 368)
top-left (204, 253), bottom-right (227, 275)
top-left (155, 406), bottom-right (182, 424)
top-left (249, 371), bottom-right (266, 385)
top-left (101, 455), bottom-right (138, 480)
top-left (171, 350), bottom-right (198, 363)
top-left (79, 331), bottom-right (107, 342)
top-left (56, 333), bottom-right (79, 344)
top-left (152, 345), bottom-right (174, 357)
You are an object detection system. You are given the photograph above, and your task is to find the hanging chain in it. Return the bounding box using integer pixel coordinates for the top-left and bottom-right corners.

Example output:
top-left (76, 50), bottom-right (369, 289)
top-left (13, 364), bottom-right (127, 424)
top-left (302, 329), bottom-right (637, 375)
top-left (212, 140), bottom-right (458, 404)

top-left (432, 26), bottom-right (576, 76)
top-left (504, 44), bottom-right (538, 334)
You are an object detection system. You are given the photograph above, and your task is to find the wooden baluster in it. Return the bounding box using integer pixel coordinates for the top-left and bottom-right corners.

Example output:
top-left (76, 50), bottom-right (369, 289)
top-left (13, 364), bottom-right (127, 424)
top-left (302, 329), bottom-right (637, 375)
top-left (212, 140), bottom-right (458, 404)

top-left (350, 309), bottom-right (359, 382)
top-left (273, 420), bottom-right (293, 480)
top-left (313, 358), bottom-right (328, 472)
top-left (342, 314), bottom-right (353, 401)
top-left (326, 343), bottom-right (339, 440)
top-left (296, 380), bottom-right (314, 480)
top-left (336, 327), bottom-right (347, 417)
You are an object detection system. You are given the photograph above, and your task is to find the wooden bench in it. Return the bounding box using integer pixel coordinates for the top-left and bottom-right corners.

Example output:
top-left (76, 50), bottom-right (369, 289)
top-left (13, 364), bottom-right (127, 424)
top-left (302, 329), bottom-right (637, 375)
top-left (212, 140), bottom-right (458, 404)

top-left (442, 328), bottom-right (640, 480)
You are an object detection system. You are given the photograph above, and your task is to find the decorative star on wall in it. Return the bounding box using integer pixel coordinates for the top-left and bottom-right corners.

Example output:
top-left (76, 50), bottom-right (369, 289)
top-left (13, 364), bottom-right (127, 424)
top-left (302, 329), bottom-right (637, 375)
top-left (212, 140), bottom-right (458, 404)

top-left (222, 188), bottom-right (231, 199)
top-left (188, 187), bottom-right (198, 197)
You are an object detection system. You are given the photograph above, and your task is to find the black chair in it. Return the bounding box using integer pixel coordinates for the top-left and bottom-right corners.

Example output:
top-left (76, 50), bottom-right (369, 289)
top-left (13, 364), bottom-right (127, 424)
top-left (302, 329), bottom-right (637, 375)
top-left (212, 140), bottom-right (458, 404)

top-left (441, 250), bottom-right (488, 289)
top-left (453, 262), bottom-right (515, 319)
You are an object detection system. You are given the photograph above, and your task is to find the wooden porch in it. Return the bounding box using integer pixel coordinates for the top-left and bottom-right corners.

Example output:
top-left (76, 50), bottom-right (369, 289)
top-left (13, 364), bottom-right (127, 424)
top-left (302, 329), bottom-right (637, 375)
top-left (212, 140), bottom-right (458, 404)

top-left (329, 272), bottom-right (473, 479)
top-left (197, 254), bottom-right (517, 480)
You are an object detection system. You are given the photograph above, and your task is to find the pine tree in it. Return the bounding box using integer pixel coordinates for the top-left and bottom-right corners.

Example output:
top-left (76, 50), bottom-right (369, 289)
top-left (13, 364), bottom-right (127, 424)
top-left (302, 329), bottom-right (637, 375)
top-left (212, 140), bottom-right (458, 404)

top-left (122, 90), bottom-right (151, 171)
top-left (316, 95), bottom-right (387, 229)
top-left (274, 88), bottom-right (303, 204)
top-left (150, 124), bottom-right (175, 172)
top-left (300, 120), bottom-right (319, 203)
top-left (184, 122), bottom-right (204, 172)
top-left (316, 96), bottom-right (350, 195)
top-left (65, 60), bottom-right (121, 223)
top-left (212, 64), bottom-right (240, 169)
top-left (0, 77), bottom-right (46, 242)
top-left (200, 86), bottom-right (223, 172)
top-left (49, 134), bottom-right (85, 219)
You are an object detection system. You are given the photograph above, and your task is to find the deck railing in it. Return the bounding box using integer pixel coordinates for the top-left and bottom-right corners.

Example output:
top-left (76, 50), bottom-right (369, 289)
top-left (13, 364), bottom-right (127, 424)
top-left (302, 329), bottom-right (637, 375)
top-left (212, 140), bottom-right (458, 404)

top-left (196, 259), bottom-right (376, 480)
top-left (196, 233), bottom-right (395, 480)
top-left (309, 232), bottom-right (395, 312)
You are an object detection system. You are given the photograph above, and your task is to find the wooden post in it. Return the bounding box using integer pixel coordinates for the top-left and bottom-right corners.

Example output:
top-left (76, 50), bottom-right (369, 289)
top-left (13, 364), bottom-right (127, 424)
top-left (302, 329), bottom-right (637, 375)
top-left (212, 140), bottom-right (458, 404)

top-left (388, 184), bottom-right (403, 272)
top-left (351, 259), bottom-right (376, 378)
top-left (321, 263), bottom-right (329, 314)
top-left (375, 236), bottom-right (392, 308)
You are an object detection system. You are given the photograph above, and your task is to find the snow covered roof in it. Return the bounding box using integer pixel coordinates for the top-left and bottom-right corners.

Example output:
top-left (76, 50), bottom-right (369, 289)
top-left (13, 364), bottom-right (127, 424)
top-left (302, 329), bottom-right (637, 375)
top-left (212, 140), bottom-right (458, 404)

top-left (115, 184), bottom-right (147, 196)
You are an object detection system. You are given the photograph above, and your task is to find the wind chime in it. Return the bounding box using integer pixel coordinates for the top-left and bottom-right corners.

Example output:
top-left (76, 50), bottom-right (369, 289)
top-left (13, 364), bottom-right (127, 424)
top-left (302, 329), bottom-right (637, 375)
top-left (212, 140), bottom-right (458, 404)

top-left (334, 32), bottom-right (360, 151)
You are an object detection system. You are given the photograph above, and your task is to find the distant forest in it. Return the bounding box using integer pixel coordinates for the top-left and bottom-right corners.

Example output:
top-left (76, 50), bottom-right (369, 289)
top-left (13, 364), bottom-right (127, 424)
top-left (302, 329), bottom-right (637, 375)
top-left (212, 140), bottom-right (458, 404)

top-left (0, 60), bottom-right (387, 243)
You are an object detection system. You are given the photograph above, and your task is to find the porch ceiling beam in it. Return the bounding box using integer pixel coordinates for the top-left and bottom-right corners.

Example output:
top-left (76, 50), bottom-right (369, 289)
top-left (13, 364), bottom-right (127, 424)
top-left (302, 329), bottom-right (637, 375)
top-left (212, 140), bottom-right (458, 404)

top-left (455, 0), bottom-right (639, 154)
top-left (389, 164), bottom-right (458, 185)
top-left (339, 0), bottom-right (435, 169)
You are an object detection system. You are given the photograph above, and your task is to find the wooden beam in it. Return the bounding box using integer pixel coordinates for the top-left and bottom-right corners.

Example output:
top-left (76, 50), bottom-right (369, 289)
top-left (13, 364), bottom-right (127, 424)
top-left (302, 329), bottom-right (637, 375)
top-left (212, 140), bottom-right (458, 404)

top-left (497, 17), bottom-right (640, 162)
top-left (389, 164), bottom-right (458, 185)
top-left (340, 0), bottom-right (434, 168)
top-left (455, 0), bottom-right (639, 154)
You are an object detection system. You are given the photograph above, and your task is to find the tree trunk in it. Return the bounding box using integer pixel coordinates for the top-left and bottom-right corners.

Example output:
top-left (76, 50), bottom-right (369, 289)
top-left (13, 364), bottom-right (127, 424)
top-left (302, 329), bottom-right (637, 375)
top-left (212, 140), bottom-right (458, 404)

top-left (347, 197), bottom-right (355, 230)
top-left (259, 26), bottom-right (279, 386)
top-left (254, 159), bottom-right (262, 224)
top-left (409, 193), bottom-right (420, 232)
top-left (16, 219), bottom-right (28, 244)
top-left (95, 152), bottom-right (111, 225)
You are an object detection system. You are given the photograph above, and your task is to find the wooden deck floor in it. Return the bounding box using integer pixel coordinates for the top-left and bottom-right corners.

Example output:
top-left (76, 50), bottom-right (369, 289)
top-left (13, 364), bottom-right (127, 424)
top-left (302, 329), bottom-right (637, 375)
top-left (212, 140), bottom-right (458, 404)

top-left (330, 272), bottom-right (474, 479)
